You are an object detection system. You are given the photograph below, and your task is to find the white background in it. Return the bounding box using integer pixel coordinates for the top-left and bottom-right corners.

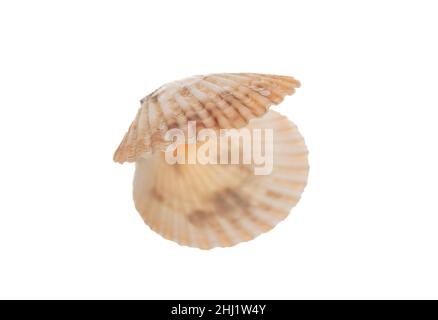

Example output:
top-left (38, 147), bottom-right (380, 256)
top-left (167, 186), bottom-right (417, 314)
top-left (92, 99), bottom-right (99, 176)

top-left (0, 0), bottom-right (437, 299)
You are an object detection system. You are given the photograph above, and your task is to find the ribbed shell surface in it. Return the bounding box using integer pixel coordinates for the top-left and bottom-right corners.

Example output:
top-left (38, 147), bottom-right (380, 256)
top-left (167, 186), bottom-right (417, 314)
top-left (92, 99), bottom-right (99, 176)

top-left (114, 73), bottom-right (300, 163)
top-left (133, 111), bottom-right (309, 249)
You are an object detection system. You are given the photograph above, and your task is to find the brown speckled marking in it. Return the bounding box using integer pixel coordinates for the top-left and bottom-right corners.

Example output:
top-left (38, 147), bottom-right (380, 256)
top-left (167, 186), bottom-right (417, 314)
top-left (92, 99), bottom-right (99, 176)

top-left (150, 187), bottom-right (164, 203)
top-left (187, 209), bottom-right (233, 246)
top-left (167, 121), bottom-right (179, 129)
top-left (225, 188), bottom-right (250, 208)
top-left (210, 188), bottom-right (253, 241)
top-left (188, 209), bottom-right (210, 227)
top-left (180, 87), bottom-right (191, 97)
top-left (212, 191), bottom-right (233, 213)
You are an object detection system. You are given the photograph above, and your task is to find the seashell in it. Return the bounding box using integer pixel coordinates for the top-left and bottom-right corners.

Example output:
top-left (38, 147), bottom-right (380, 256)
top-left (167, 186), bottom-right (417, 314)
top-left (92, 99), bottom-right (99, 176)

top-left (114, 73), bottom-right (308, 249)
top-left (113, 73), bottom-right (301, 164)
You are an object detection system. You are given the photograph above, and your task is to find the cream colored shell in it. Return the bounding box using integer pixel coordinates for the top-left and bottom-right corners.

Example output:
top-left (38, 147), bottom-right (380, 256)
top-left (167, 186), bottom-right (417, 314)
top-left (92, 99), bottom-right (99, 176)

top-left (133, 111), bottom-right (308, 249)
top-left (114, 73), bottom-right (300, 163)
top-left (114, 73), bottom-right (308, 249)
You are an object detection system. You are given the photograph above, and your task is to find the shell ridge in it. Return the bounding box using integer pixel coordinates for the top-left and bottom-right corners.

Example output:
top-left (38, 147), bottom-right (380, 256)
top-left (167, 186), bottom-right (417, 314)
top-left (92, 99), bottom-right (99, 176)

top-left (195, 81), bottom-right (245, 128)
top-left (201, 77), bottom-right (254, 124)
top-left (211, 75), bottom-right (271, 115)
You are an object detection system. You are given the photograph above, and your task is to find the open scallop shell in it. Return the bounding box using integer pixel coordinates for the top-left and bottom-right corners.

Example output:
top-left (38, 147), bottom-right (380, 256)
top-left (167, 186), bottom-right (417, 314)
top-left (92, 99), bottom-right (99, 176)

top-left (114, 73), bottom-right (300, 164)
top-left (133, 111), bottom-right (309, 249)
